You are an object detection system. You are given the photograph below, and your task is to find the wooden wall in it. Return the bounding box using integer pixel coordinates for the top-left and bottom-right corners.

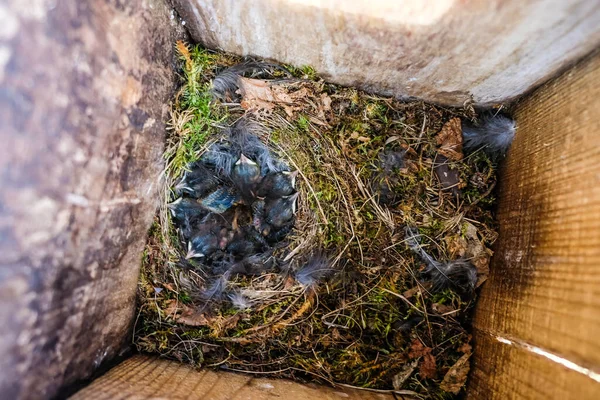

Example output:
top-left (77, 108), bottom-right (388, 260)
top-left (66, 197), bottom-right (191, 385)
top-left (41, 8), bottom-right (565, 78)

top-left (468, 51), bottom-right (600, 399)
top-left (173, 0), bottom-right (600, 106)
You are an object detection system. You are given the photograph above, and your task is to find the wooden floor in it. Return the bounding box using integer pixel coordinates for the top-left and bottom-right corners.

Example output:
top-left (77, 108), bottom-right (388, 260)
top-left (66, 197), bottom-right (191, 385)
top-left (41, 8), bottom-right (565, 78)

top-left (70, 355), bottom-right (395, 400)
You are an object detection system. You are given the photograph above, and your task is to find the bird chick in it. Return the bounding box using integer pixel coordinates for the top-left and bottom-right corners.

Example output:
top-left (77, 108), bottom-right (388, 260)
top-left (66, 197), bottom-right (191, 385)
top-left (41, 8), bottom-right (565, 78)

top-left (228, 119), bottom-right (286, 176)
top-left (404, 226), bottom-right (477, 294)
top-left (231, 154), bottom-right (261, 197)
top-left (167, 197), bottom-right (206, 221)
top-left (198, 186), bottom-right (242, 214)
top-left (226, 226), bottom-right (266, 258)
top-left (257, 171), bottom-right (298, 198)
top-left (265, 192), bottom-right (299, 229)
top-left (186, 226), bottom-right (230, 259)
top-left (175, 162), bottom-right (220, 198)
top-left (462, 114), bottom-right (516, 157)
top-left (201, 142), bottom-right (239, 178)
top-left (251, 199), bottom-right (271, 236)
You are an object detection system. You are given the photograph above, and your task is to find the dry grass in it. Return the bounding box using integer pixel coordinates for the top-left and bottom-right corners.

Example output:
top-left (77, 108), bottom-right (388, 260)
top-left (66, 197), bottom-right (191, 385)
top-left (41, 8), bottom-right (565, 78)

top-left (134, 42), bottom-right (501, 398)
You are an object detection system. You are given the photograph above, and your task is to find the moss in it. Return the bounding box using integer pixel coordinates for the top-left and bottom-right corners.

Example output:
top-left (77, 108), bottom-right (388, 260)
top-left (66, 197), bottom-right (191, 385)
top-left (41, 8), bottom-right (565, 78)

top-left (135, 41), bottom-right (500, 398)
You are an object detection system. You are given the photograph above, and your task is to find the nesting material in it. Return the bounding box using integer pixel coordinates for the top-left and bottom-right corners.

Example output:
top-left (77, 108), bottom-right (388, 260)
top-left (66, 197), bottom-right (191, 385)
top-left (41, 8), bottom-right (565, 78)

top-left (135, 42), bottom-right (510, 397)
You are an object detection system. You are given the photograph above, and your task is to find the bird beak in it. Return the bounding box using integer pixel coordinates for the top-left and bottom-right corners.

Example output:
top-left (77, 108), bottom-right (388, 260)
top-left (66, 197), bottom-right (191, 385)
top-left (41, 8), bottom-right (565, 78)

top-left (185, 242), bottom-right (203, 259)
top-left (289, 192), bottom-right (300, 213)
top-left (185, 250), bottom-right (203, 260)
top-left (236, 154), bottom-right (257, 166)
top-left (289, 170), bottom-right (299, 187)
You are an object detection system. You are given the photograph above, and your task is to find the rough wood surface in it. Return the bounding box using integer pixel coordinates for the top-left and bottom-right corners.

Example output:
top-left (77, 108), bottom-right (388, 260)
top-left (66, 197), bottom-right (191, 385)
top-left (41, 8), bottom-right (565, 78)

top-left (173, 0), bottom-right (600, 106)
top-left (468, 51), bottom-right (600, 398)
top-left (0, 1), bottom-right (184, 399)
top-left (70, 355), bottom-right (393, 400)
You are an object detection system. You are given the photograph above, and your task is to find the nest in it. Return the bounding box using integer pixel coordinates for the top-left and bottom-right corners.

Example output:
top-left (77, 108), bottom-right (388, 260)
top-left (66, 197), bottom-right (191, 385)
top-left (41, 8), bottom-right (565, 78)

top-left (135, 42), bottom-right (501, 398)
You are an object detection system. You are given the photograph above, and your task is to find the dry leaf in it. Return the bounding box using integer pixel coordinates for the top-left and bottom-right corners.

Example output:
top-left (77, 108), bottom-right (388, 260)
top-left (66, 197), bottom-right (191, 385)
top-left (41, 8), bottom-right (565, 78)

top-left (436, 118), bottom-right (463, 160)
top-left (320, 93), bottom-right (332, 111)
top-left (419, 352), bottom-right (437, 379)
top-left (393, 360), bottom-right (418, 390)
top-left (432, 302), bottom-right (456, 315)
top-left (402, 286), bottom-right (421, 299)
top-left (177, 307), bottom-right (210, 327)
top-left (458, 341), bottom-right (472, 354)
top-left (445, 235), bottom-right (468, 258)
top-left (440, 353), bottom-right (471, 394)
top-left (408, 339), bottom-right (429, 359)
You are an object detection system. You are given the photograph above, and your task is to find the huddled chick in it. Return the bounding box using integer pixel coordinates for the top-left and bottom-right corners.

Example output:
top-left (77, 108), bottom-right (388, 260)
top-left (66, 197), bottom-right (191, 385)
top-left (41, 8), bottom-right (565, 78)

top-left (169, 119), bottom-right (300, 306)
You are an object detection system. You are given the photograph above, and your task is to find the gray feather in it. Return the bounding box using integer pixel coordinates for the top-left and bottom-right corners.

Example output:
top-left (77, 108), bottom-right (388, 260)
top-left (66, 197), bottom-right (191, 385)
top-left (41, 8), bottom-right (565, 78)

top-left (462, 114), bottom-right (516, 156)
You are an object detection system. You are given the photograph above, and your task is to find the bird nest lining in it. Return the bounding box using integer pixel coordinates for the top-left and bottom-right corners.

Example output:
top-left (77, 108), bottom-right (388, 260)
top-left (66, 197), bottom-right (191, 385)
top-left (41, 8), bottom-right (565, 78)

top-left (135, 42), bottom-right (505, 398)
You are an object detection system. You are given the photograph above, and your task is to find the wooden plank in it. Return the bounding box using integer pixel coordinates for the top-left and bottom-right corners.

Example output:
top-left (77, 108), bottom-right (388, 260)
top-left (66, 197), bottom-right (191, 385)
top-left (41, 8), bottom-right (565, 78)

top-left (173, 0), bottom-right (600, 106)
top-left (70, 355), bottom-right (394, 400)
top-left (468, 51), bottom-right (600, 398)
top-left (468, 333), bottom-right (599, 400)
top-left (0, 1), bottom-right (184, 399)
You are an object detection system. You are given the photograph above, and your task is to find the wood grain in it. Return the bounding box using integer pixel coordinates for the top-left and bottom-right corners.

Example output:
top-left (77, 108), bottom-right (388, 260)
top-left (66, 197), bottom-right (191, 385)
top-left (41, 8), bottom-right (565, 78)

top-left (173, 0), bottom-right (600, 106)
top-left (69, 355), bottom-right (394, 400)
top-left (468, 51), bottom-right (600, 398)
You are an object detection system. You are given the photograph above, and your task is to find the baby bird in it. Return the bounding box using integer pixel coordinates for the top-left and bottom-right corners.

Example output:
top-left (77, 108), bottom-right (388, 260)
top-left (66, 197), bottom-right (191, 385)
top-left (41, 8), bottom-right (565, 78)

top-left (167, 197), bottom-right (206, 221)
top-left (251, 199), bottom-right (271, 236)
top-left (186, 231), bottom-right (221, 259)
top-left (201, 142), bottom-right (239, 178)
top-left (257, 171), bottom-right (298, 198)
top-left (265, 192), bottom-right (299, 229)
top-left (175, 162), bottom-right (220, 198)
top-left (198, 186), bottom-right (242, 214)
top-left (231, 154), bottom-right (261, 197)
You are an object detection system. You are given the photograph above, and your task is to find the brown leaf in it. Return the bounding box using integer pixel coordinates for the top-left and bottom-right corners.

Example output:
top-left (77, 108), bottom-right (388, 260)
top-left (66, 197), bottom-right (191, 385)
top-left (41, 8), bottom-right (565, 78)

top-left (432, 302), bottom-right (456, 315)
top-left (440, 353), bottom-right (471, 394)
top-left (402, 286), bottom-right (421, 299)
top-left (458, 341), bottom-right (472, 354)
top-left (436, 118), bottom-right (463, 160)
top-left (320, 93), bottom-right (332, 111)
top-left (408, 339), bottom-right (430, 359)
top-left (176, 306), bottom-right (210, 327)
top-left (419, 352), bottom-right (437, 379)
top-left (445, 235), bottom-right (468, 258)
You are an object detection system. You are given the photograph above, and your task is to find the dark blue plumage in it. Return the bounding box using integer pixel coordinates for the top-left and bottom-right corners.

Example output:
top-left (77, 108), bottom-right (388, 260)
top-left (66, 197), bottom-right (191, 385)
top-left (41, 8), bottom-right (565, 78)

top-left (200, 142), bottom-right (239, 178)
top-left (198, 186), bottom-right (242, 214)
top-left (175, 162), bottom-right (220, 198)
top-left (231, 154), bottom-right (261, 197)
top-left (257, 170), bottom-right (298, 198)
top-left (186, 224), bottom-right (231, 260)
top-left (168, 197), bottom-right (206, 221)
top-left (266, 192), bottom-right (299, 228)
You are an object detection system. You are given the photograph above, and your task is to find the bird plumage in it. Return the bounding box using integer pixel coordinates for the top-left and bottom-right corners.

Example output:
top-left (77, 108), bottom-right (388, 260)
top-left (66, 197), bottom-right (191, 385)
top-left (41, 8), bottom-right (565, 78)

top-left (295, 252), bottom-right (335, 288)
top-left (404, 226), bottom-right (477, 293)
top-left (198, 186), bottom-right (242, 214)
top-left (175, 162), bottom-right (220, 198)
top-left (266, 192), bottom-right (299, 228)
top-left (462, 114), bottom-right (516, 157)
top-left (167, 197), bottom-right (207, 221)
top-left (257, 170), bottom-right (298, 198)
